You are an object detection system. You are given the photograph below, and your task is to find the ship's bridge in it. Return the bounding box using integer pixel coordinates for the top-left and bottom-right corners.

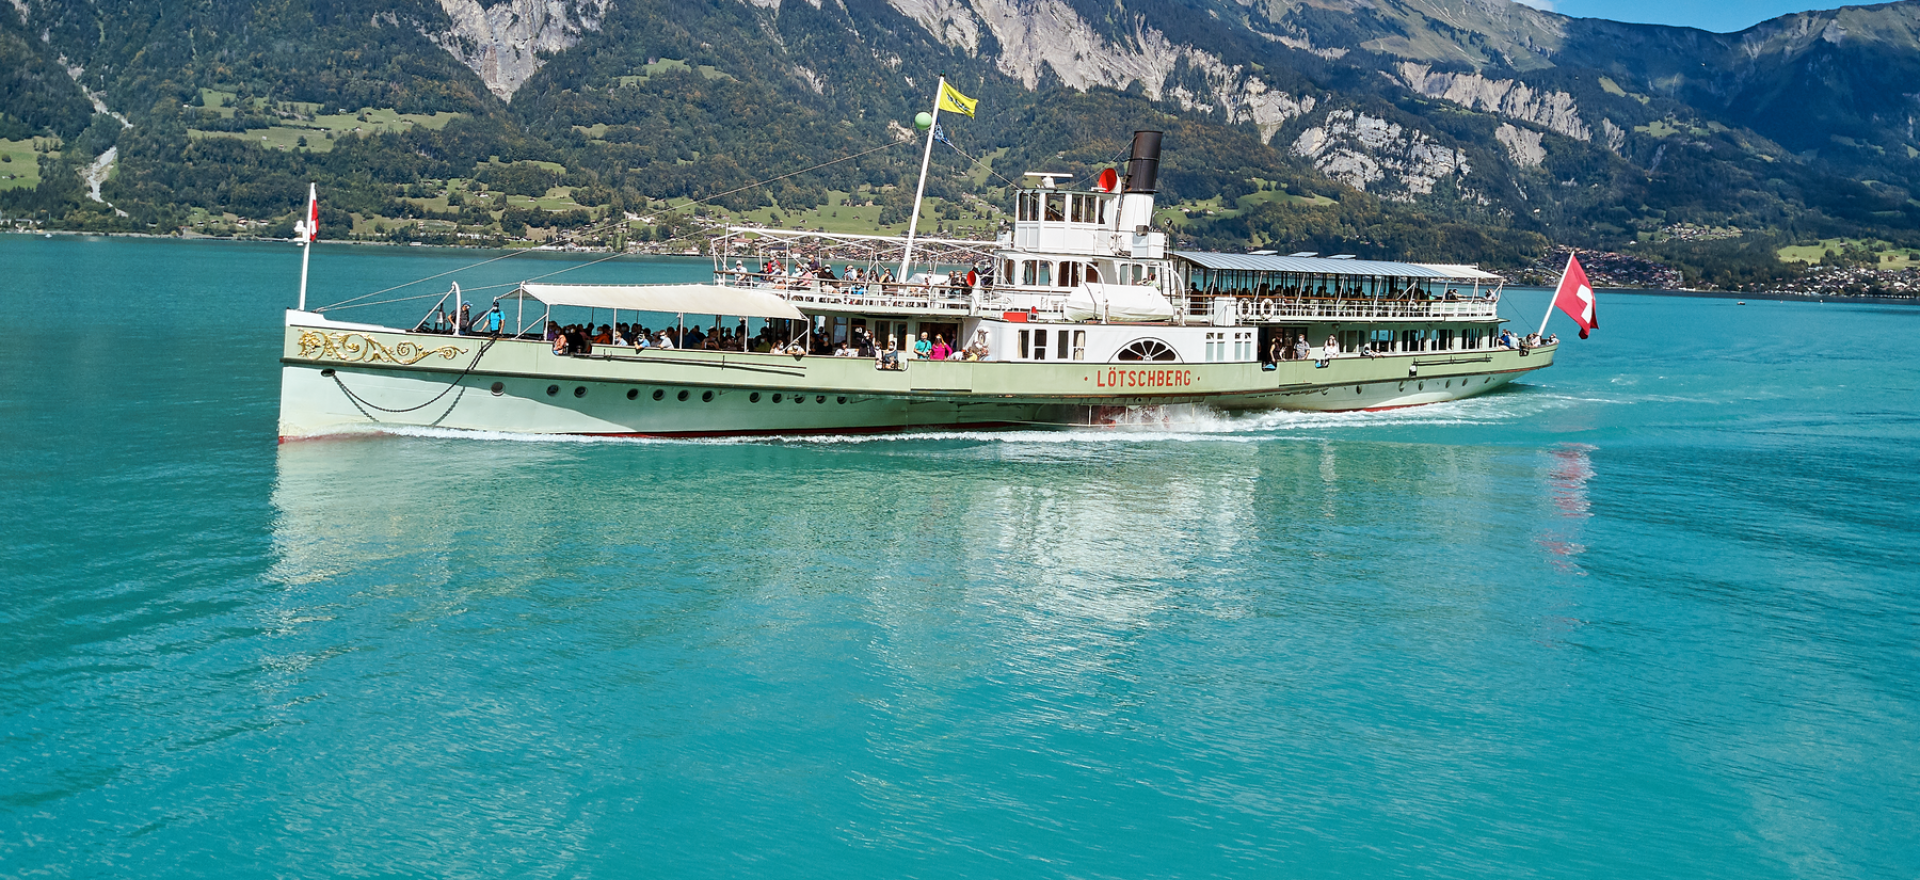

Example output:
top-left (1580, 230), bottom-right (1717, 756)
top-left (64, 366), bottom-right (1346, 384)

top-left (1002, 132), bottom-right (1167, 260)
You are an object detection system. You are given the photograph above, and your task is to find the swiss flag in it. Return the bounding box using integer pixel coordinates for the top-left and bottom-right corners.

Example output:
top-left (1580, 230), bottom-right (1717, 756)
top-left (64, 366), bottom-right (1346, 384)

top-left (297, 183), bottom-right (318, 243)
top-left (1552, 253), bottom-right (1598, 339)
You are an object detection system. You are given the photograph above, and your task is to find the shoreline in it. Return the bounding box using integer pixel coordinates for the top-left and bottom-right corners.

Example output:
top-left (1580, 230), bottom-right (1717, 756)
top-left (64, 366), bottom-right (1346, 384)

top-left (9, 231), bottom-right (1915, 305)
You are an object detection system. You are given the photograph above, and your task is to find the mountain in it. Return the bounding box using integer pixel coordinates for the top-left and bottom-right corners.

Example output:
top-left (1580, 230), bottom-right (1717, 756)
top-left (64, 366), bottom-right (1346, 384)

top-left (3, 0), bottom-right (1919, 288)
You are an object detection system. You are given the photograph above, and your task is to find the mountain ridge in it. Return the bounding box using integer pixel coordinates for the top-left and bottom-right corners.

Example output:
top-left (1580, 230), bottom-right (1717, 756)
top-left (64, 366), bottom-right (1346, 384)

top-left (2, 0), bottom-right (1917, 288)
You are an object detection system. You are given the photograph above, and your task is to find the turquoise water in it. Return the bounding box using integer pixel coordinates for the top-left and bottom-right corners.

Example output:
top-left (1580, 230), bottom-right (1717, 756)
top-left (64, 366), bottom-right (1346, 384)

top-left (3, 235), bottom-right (1916, 878)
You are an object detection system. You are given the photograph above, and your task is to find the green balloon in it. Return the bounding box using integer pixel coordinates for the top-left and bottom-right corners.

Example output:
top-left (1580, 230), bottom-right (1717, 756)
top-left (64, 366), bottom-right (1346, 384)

top-left (914, 112), bottom-right (933, 131)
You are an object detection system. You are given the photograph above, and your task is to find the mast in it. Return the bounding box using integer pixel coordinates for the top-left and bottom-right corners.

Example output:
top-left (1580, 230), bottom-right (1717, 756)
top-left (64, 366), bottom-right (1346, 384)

top-left (897, 75), bottom-right (945, 281)
top-left (296, 182), bottom-right (317, 311)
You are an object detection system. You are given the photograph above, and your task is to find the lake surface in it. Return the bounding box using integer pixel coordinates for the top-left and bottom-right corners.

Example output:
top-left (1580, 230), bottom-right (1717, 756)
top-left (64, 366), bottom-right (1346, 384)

top-left (3, 235), bottom-right (1915, 878)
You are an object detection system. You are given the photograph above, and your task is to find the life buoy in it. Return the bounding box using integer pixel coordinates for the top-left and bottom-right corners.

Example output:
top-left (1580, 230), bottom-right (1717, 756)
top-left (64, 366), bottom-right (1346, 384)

top-left (1258, 298), bottom-right (1275, 319)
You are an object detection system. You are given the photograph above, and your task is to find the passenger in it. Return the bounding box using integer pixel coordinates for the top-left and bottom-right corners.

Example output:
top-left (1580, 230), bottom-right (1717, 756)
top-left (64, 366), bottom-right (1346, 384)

top-left (914, 332), bottom-right (932, 360)
top-left (931, 335), bottom-right (952, 360)
top-left (783, 339), bottom-right (806, 356)
top-left (593, 324), bottom-right (612, 345)
top-left (1317, 335), bottom-right (1338, 368)
top-left (857, 333), bottom-right (876, 359)
top-left (879, 336), bottom-right (901, 370)
top-left (966, 330), bottom-right (990, 361)
top-left (483, 302), bottom-right (504, 336)
top-left (544, 321), bottom-right (561, 342)
top-left (1293, 334), bottom-right (1312, 362)
top-left (458, 301), bottom-right (471, 333)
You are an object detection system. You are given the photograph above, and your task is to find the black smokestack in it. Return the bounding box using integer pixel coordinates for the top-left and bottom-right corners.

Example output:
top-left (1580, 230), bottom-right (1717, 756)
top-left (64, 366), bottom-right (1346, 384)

top-left (1124, 130), bottom-right (1162, 194)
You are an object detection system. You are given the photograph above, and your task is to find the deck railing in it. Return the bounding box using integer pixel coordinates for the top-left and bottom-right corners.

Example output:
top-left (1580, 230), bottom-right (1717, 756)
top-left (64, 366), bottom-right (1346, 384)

top-left (1189, 296), bottom-right (1500, 322)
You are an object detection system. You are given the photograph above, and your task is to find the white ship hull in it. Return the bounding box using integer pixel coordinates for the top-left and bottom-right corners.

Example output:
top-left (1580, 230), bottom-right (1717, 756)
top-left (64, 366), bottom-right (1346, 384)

top-left (278, 322), bottom-right (1552, 439)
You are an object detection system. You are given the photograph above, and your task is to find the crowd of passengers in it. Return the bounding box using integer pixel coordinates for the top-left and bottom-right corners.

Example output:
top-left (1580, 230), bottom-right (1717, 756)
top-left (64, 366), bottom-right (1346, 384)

top-left (1210, 284), bottom-right (1486, 301)
top-left (1264, 328), bottom-right (1556, 368)
top-left (726, 257), bottom-right (986, 295)
top-left (542, 318), bottom-right (992, 368)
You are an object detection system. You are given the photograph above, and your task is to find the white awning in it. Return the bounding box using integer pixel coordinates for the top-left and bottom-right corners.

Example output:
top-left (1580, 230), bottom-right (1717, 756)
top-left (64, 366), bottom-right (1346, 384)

top-left (1412, 263), bottom-right (1505, 281)
top-left (501, 283), bottom-right (807, 320)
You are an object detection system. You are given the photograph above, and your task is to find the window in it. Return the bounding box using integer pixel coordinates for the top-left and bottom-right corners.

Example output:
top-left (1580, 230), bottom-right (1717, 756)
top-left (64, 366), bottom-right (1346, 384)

top-left (1019, 329), bottom-right (1030, 359)
top-left (1045, 192), bottom-right (1065, 221)
top-left (1057, 329), bottom-right (1069, 360)
top-left (1072, 330), bottom-right (1086, 361)
top-left (1118, 338), bottom-right (1179, 362)
top-left (1339, 330), bottom-right (1363, 354)
top-left (1059, 262), bottom-right (1081, 288)
top-left (1037, 262), bottom-right (1051, 286)
top-left (1034, 328), bottom-right (1048, 360)
top-left (1022, 261), bottom-right (1037, 286)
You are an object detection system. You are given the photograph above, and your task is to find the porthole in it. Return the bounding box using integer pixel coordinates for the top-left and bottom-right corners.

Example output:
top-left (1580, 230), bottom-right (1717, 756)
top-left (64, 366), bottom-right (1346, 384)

top-left (491, 382), bottom-right (505, 396)
top-left (815, 395), bottom-right (826, 404)
top-left (1483, 377), bottom-right (1492, 384)
top-left (837, 396), bottom-right (847, 404)
top-left (1418, 382), bottom-right (1424, 391)
top-left (676, 390), bottom-right (689, 402)
top-left (750, 392), bottom-right (762, 403)
top-left (574, 386), bottom-right (587, 398)
top-left (546, 384), bottom-right (559, 397)
top-left (772, 393), bottom-right (783, 403)
top-left (626, 388), bottom-right (638, 400)
top-left (794, 394), bottom-right (804, 404)
top-left (1445, 380), bottom-right (1452, 388)
top-left (702, 390), bottom-right (714, 402)
top-left (652, 389), bottom-right (665, 401)
top-left (320, 368), bottom-right (335, 377)
top-left (1355, 386), bottom-right (1362, 394)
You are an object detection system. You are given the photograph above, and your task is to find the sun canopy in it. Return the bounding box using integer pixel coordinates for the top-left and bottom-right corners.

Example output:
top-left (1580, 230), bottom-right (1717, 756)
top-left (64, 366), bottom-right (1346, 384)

top-left (1174, 251), bottom-right (1496, 281)
top-left (502, 283), bottom-right (806, 321)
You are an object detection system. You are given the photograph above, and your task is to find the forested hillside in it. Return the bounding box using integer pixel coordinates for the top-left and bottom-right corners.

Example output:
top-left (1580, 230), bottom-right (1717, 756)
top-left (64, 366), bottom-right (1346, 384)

top-left (4, 0), bottom-right (1920, 289)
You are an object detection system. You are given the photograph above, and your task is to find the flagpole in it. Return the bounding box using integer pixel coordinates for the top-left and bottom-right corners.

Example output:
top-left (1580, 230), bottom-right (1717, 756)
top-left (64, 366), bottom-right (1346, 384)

top-left (297, 241), bottom-right (312, 312)
top-left (1538, 252), bottom-right (1571, 337)
top-left (898, 75), bottom-right (945, 282)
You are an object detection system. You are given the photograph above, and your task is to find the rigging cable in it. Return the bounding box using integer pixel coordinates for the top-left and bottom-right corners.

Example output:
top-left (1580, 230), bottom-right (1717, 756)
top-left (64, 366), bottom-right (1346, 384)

top-left (315, 140), bottom-right (907, 312)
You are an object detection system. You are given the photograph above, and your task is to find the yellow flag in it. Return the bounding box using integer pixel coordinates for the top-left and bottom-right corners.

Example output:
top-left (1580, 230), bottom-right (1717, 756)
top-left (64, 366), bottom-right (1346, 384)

top-left (937, 81), bottom-right (977, 117)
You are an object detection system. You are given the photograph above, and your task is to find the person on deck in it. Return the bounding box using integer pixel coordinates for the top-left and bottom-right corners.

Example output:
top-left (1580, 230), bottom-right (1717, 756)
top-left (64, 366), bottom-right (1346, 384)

top-left (880, 337), bottom-right (901, 370)
top-left (1317, 336), bottom-right (1338, 368)
top-left (966, 330), bottom-right (990, 361)
top-left (483, 302), bottom-right (503, 336)
top-left (914, 332), bottom-right (932, 360)
top-left (931, 335), bottom-right (952, 360)
top-left (1293, 334), bottom-right (1312, 362)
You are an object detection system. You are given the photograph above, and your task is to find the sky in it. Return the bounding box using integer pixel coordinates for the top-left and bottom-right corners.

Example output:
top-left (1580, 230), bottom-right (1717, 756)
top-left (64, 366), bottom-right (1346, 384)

top-left (1517, 0), bottom-right (1860, 32)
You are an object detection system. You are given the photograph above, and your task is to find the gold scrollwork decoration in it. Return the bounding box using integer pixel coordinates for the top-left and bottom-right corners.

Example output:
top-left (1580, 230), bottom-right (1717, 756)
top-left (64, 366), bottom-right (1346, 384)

top-left (297, 331), bottom-right (468, 366)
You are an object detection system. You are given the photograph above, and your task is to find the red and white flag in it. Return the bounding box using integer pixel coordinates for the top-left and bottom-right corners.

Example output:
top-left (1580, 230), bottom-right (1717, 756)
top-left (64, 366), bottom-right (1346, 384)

top-left (1552, 253), bottom-right (1598, 339)
top-left (298, 183), bottom-right (318, 243)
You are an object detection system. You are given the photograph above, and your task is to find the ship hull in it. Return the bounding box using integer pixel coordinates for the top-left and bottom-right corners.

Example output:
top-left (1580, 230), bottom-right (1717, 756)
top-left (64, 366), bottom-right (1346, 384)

top-left (279, 323), bottom-right (1553, 439)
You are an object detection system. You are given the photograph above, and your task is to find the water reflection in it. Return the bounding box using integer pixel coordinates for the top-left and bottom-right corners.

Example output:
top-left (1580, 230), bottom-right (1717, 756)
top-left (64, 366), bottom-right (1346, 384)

top-left (1535, 443), bottom-right (1595, 575)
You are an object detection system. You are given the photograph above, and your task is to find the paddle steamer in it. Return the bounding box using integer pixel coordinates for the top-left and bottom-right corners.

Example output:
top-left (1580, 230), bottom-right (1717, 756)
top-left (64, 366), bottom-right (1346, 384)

top-left (278, 130), bottom-right (1552, 439)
